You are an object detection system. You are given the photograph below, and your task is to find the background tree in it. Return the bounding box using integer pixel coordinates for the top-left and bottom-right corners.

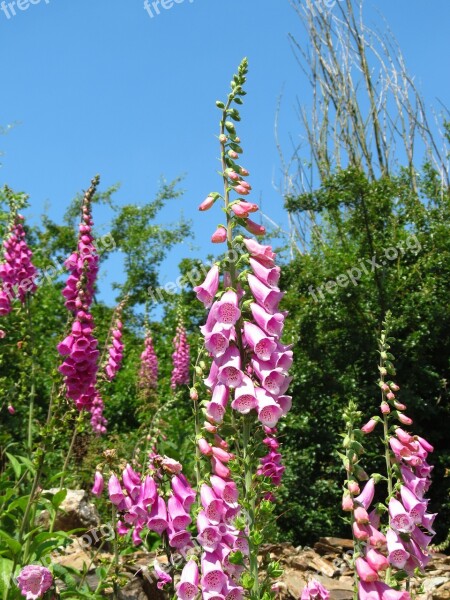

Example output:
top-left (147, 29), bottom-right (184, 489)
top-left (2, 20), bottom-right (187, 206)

top-left (275, 0), bottom-right (450, 545)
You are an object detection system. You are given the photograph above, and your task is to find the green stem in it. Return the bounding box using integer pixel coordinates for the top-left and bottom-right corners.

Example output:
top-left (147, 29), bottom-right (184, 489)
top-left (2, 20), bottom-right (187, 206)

top-left (26, 297), bottom-right (36, 452)
top-left (111, 506), bottom-right (120, 600)
top-left (4, 453), bottom-right (45, 600)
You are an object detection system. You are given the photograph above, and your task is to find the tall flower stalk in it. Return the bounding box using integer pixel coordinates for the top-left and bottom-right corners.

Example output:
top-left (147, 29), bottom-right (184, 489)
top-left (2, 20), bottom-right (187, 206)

top-left (344, 314), bottom-right (436, 599)
top-left (192, 58), bottom-right (291, 599)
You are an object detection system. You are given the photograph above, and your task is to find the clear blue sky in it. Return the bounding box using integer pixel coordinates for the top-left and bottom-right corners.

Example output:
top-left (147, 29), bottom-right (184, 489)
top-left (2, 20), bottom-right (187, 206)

top-left (1, 0), bottom-right (449, 308)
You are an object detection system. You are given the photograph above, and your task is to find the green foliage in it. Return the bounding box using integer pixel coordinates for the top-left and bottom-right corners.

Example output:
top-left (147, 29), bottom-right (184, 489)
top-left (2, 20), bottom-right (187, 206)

top-left (279, 165), bottom-right (450, 545)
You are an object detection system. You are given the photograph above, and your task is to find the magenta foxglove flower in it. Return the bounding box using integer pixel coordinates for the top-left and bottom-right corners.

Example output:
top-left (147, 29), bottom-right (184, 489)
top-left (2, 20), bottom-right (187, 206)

top-left (105, 315), bottom-right (124, 381)
top-left (17, 565), bottom-right (53, 600)
top-left (171, 323), bottom-right (190, 389)
top-left (194, 265), bottom-right (220, 308)
top-left (92, 471), bottom-right (104, 497)
top-left (301, 579), bottom-right (330, 599)
top-left (355, 557), bottom-right (379, 582)
top-left (176, 559), bottom-right (199, 600)
top-left (359, 581), bottom-right (411, 599)
top-left (211, 226), bottom-right (227, 243)
top-left (153, 561), bottom-right (173, 590)
top-left (0, 214), bottom-right (38, 313)
top-left (139, 331), bottom-right (159, 392)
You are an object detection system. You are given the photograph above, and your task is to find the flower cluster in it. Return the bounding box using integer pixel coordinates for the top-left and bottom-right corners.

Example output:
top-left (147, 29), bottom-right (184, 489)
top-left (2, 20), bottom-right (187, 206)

top-left (61, 184), bottom-right (99, 312)
top-left (193, 433), bottom-right (245, 600)
top-left (105, 458), bottom-right (196, 552)
top-left (91, 391), bottom-right (107, 435)
top-left (349, 320), bottom-right (436, 599)
top-left (257, 428), bottom-right (285, 495)
top-left (57, 178), bottom-right (100, 417)
top-left (105, 312), bottom-right (124, 381)
top-left (17, 565), bottom-right (53, 600)
top-left (199, 238), bottom-right (291, 432)
top-left (171, 322), bottom-right (190, 389)
top-left (0, 214), bottom-right (37, 316)
top-left (139, 331), bottom-right (159, 392)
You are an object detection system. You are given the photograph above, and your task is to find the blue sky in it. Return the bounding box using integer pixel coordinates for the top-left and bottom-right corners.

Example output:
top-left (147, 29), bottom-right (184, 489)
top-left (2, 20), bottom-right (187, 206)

top-left (1, 0), bottom-right (449, 309)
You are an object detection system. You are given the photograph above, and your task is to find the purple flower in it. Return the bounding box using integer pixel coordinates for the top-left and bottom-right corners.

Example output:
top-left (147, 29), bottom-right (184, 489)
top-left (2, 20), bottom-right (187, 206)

top-left (301, 579), bottom-right (330, 600)
top-left (171, 323), bottom-right (190, 389)
top-left (17, 565), bottom-right (53, 600)
top-left (139, 331), bottom-right (159, 392)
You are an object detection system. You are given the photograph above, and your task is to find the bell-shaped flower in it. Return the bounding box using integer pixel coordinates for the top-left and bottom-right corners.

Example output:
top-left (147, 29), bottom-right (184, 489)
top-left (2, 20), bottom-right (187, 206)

top-left (122, 464), bottom-right (141, 501)
top-left (214, 290), bottom-right (241, 327)
top-left (172, 474), bottom-right (196, 511)
top-left (301, 579), bottom-right (330, 600)
top-left (197, 511), bottom-right (222, 552)
top-left (389, 498), bottom-right (414, 533)
top-left (108, 475), bottom-right (125, 506)
top-left (205, 324), bottom-right (233, 359)
top-left (231, 375), bottom-right (258, 414)
top-left (206, 383), bottom-right (229, 423)
top-left (194, 265), bottom-right (220, 308)
top-left (92, 471), bottom-right (104, 497)
top-left (243, 321), bottom-right (277, 361)
top-left (356, 557), bottom-right (379, 582)
top-left (210, 475), bottom-right (239, 506)
top-left (250, 302), bottom-right (285, 338)
top-left (176, 559), bottom-right (199, 600)
top-left (248, 274), bottom-right (285, 314)
top-left (243, 238), bottom-right (276, 267)
top-left (168, 494), bottom-right (192, 531)
top-left (400, 485), bottom-right (427, 524)
top-left (217, 345), bottom-right (244, 388)
top-left (200, 484), bottom-right (225, 524)
top-left (153, 561), bottom-right (172, 590)
top-left (365, 548), bottom-right (390, 572)
top-left (201, 552), bottom-right (227, 593)
top-left (147, 495), bottom-right (169, 534)
top-left (249, 257), bottom-right (280, 288)
top-left (386, 528), bottom-right (410, 569)
top-left (354, 478), bottom-right (375, 509)
top-left (256, 388), bottom-right (283, 428)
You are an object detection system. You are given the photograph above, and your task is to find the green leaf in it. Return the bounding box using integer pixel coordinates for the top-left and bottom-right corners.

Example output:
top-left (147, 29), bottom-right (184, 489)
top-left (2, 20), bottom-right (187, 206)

top-left (5, 453), bottom-right (21, 479)
top-left (0, 530), bottom-right (21, 556)
top-left (0, 557), bottom-right (14, 597)
top-left (52, 488), bottom-right (67, 509)
top-left (241, 573), bottom-right (255, 590)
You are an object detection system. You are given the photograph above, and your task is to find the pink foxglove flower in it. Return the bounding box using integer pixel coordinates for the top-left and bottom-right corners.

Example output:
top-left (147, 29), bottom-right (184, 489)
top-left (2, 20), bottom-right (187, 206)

top-left (17, 565), bottom-right (53, 600)
top-left (139, 331), bottom-right (159, 393)
top-left (0, 213), bottom-right (37, 313)
top-left (171, 323), bottom-right (190, 389)
top-left (92, 471), bottom-right (104, 497)
top-left (194, 265), bottom-right (220, 308)
top-left (301, 579), bottom-right (330, 599)
top-left (176, 559), bottom-right (199, 600)
top-left (105, 313), bottom-right (124, 381)
top-left (211, 226), bottom-right (227, 243)
top-left (153, 561), bottom-right (172, 590)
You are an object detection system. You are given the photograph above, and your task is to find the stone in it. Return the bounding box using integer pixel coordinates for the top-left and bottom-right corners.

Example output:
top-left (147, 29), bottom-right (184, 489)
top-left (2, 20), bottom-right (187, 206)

top-left (39, 489), bottom-right (100, 533)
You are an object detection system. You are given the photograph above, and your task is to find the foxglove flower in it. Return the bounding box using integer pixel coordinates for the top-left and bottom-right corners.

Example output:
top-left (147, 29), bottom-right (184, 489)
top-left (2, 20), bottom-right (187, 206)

top-left (0, 213), bottom-right (37, 314)
top-left (171, 323), bottom-right (190, 389)
top-left (17, 565), bottom-right (53, 600)
top-left (301, 579), bottom-right (330, 599)
top-left (139, 331), bottom-right (159, 393)
top-left (105, 311), bottom-right (124, 381)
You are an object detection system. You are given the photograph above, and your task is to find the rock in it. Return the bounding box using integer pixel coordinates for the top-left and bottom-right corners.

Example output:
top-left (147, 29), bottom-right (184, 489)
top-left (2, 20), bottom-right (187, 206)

top-left (318, 537), bottom-right (354, 551)
top-left (39, 489), bottom-right (100, 533)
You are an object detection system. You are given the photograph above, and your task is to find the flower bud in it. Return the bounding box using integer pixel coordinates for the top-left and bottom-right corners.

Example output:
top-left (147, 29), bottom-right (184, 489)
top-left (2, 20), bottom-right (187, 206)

top-left (190, 388), bottom-right (198, 401)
